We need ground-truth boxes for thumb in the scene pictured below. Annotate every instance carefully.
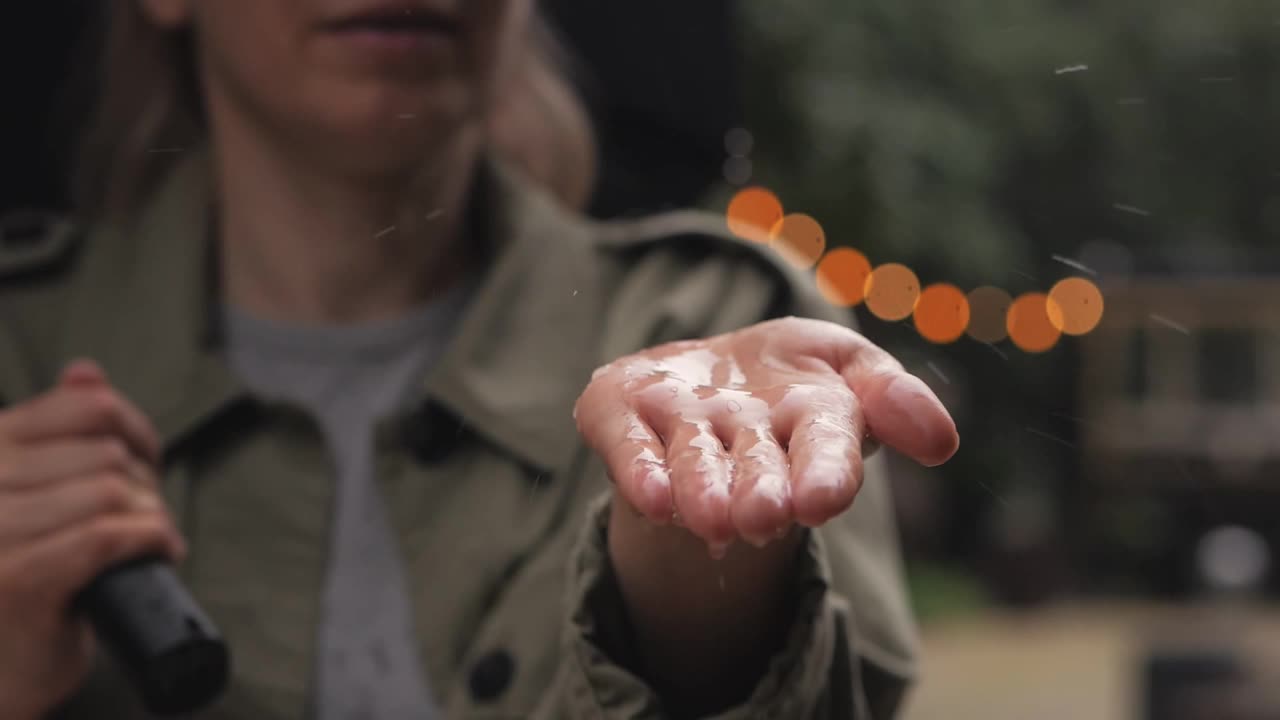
[59,358,109,388]
[847,370,959,468]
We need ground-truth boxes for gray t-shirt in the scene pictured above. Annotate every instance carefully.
[222,281,472,720]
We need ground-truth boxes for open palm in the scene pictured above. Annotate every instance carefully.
[575,316,959,553]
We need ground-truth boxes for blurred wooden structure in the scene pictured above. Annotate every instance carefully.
[1076,272,1280,595]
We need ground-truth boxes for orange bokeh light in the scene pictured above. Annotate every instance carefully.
[914,284,971,344]
[864,263,921,322]
[1047,277,1105,335]
[966,286,1013,344]
[769,213,827,269]
[1007,293,1062,353]
[815,248,873,308]
[726,187,784,243]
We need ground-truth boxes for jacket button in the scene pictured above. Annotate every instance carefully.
[468,649,515,703]
[402,401,458,464]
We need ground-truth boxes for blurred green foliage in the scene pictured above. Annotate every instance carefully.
[730,0,1280,599]
[908,564,990,622]
[736,0,1280,281]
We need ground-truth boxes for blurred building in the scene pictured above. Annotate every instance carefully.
[1077,257,1280,597]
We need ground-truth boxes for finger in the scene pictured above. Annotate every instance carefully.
[782,390,865,527]
[765,320,958,466]
[573,381,672,523]
[58,359,110,389]
[0,438,153,492]
[0,473,160,544]
[825,332,958,466]
[725,424,793,547]
[663,418,735,552]
[845,369,958,468]
[0,385,161,465]
[5,510,185,606]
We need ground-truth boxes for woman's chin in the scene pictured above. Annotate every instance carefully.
[310,124,477,181]
[292,102,475,172]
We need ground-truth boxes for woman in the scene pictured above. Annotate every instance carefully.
[0,1,958,719]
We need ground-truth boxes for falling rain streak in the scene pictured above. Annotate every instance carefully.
[981,342,1010,362]
[926,362,951,385]
[1150,314,1191,335]
[1050,255,1098,276]
[1025,426,1077,450]
[1113,204,1151,217]
[975,478,1011,508]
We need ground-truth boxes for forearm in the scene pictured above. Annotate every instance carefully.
[606,498,806,717]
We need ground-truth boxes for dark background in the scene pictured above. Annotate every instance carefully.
[0,0,740,218]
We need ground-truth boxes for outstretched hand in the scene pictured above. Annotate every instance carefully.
[575,316,959,555]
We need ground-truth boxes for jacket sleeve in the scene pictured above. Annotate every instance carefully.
[536,239,919,720]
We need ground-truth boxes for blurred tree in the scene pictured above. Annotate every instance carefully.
[737,0,1279,277]
[730,0,1280,601]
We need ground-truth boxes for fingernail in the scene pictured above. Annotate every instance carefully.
[639,467,670,522]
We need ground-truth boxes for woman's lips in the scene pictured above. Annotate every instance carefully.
[328,27,453,53]
[322,5,459,34]
[319,8,459,59]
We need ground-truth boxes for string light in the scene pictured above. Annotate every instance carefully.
[1007,292,1063,353]
[769,213,826,269]
[914,284,971,344]
[726,187,1106,354]
[815,248,872,308]
[1047,277,1105,335]
[726,187,783,243]
[865,263,921,322]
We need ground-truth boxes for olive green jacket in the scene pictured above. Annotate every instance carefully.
[0,155,917,719]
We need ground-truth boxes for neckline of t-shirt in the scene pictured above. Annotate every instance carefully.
[220,274,477,362]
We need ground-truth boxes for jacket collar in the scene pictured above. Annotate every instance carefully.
[63,150,605,472]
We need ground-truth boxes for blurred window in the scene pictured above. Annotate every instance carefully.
[1197,329,1257,403]
[1126,329,1148,400]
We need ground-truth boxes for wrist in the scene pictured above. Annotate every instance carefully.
[606,494,805,712]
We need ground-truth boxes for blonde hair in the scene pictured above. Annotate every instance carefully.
[74,5,597,220]
[490,20,598,211]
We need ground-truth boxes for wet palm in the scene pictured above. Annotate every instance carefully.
[575,316,959,553]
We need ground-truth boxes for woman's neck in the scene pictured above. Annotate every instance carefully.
[211,104,481,326]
